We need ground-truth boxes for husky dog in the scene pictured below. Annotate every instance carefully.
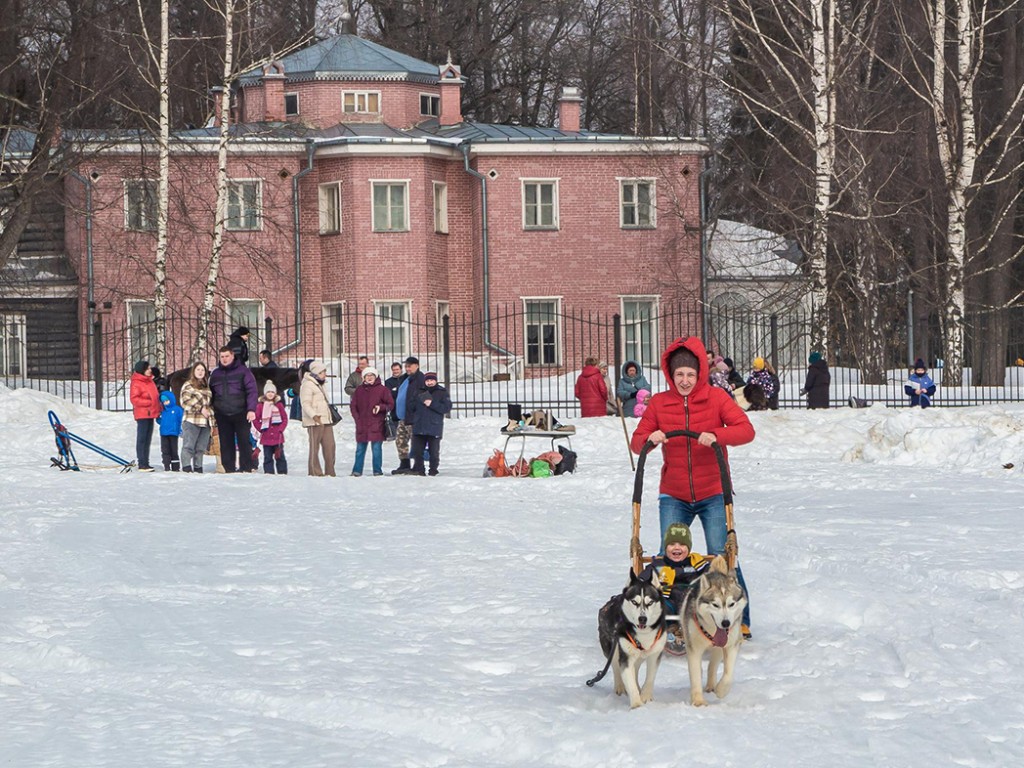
[596,570,668,708]
[679,556,748,706]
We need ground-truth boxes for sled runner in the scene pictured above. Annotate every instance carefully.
[48,410,135,472]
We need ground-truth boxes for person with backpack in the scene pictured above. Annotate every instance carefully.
[409,372,451,476]
[905,359,936,408]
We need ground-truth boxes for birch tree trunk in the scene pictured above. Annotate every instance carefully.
[154,0,171,370]
[808,0,835,352]
[192,0,238,361]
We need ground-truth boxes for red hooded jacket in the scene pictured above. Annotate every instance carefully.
[130,372,162,420]
[630,337,754,502]
[575,364,609,417]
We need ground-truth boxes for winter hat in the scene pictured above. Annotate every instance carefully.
[637,388,650,401]
[424,371,438,382]
[263,379,277,395]
[134,360,150,374]
[598,360,609,371]
[809,351,823,364]
[913,358,926,371]
[362,367,379,380]
[663,522,693,552]
[752,357,765,371]
[309,360,327,376]
[723,357,735,370]
[668,347,700,375]
[234,326,250,337]
[404,356,419,365]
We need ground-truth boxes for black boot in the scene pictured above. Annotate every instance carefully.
[171,461,180,472]
[182,466,193,473]
[194,465,204,473]
[391,458,411,475]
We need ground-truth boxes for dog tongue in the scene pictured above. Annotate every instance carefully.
[712,628,729,647]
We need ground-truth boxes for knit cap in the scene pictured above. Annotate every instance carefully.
[752,357,765,371]
[809,351,823,364]
[913,358,926,371]
[134,360,150,374]
[309,360,327,376]
[663,523,693,552]
[668,348,700,375]
[424,371,438,381]
[263,379,277,394]
[362,367,379,379]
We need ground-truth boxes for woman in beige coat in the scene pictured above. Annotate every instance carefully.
[300,360,336,476]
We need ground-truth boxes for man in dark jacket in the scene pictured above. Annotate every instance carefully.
[227,327,251,367]
[722,357,746,391]
[209,345,259,472]
[391,356,426,474]
[410,372,452,476]
[383,362,403,440]
[801,351,831,409]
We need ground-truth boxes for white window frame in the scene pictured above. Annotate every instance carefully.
[126,299,157,366]
[374,301,412,361]
[370,180,410,232]
[621,296,660,370]
[342,90,381,114]
[225,299,264,359]
[124,179,158,232]
[619,178,656,229]
[433,181,448,234]
[521,179,559,230]
[419,93,440,117]
[226,179,262,231]
[522,297,562,367]
[322,302,346,364]
[284,92,299,116]
[0,313,27,376]
[318,181,342,235]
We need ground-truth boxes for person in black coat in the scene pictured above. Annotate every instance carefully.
[383,362,403,440]
[800,351,831,409]
[227,326,251,367]
[409,372,452,476]
[723,357,746,391]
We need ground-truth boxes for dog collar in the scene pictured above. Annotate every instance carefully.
[625,626,664,651]
[692,615,729,648]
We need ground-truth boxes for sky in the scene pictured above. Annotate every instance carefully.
[1,384,1022,767]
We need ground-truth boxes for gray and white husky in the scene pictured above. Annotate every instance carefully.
[679,556,748,706]
[596,570,668,709]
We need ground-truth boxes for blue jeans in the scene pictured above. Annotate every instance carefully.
[659,493,751,627]
[353,441,383,475]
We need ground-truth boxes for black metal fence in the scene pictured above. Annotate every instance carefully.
[4,302,1024,414]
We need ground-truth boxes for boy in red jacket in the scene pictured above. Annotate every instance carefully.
[631,336,755,636]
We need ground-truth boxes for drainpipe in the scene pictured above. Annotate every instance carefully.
[698,155,712,342]
[277,139,315,355]
[460,142,512,357]
[69,170,95,371]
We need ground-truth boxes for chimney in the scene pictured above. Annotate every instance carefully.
[557,87,583,132]
[263,62,286,122]
[210,86,225,127]
[437,53,464,127]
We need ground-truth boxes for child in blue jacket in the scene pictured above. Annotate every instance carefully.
[158,390,185,471]
[905,359,936,408]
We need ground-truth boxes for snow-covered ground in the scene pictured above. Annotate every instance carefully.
[2,384,1023,767]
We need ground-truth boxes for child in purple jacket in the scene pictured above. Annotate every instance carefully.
[255,380,288,474]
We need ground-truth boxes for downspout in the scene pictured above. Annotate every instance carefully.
[460,141,513,356]
[698,155,711,342]
[69,171,95,369]
[277,139,315,355]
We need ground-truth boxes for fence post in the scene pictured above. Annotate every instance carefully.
[264,316,273,357]
[612,313,622,388]
[93,314,103,411]
[906,288,914,366]
[770,314,779,367]
[442,313,451,389]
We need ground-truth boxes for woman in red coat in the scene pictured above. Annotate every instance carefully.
[349,368,395,476]
[574,356,609,417]
[129,360,162,472]
[630,336,755,635]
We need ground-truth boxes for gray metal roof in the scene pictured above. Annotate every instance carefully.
[239,34,439,86]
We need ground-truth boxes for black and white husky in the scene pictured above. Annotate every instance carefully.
[593,570,668,709]
[679,556,748,706]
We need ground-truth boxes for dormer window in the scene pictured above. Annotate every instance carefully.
[343,91,380,114]
[285,93,299,116]
[420,94,440,117]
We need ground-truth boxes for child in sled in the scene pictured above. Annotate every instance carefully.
[640,522,711,652]
[255,380,288,474]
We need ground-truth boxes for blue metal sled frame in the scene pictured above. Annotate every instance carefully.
[48,410,135,472]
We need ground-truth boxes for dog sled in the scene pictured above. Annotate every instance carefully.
[48,410,135,472]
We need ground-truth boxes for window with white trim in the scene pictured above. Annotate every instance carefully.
[285,93,299,116]
[0,313,27,376]
[375,301,411,360]
[522,180,559,230]
[620,179,655,228]
[323,303,345,362]
[342,91,380,114]
[433,182,448,234]
[319,182,341,234]
[524,298,560,366]
[622,297,659,369]
[125,179,158,231]
[127,300,157,366]
[226,299,264,359]
[420,94,440,117]
[226,180,261,230]
[372,181,409,232]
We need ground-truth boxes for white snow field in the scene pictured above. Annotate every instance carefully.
[1,384,1023,767]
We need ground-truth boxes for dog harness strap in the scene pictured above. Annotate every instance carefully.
[625,627,664,651]
[692,615,718,644]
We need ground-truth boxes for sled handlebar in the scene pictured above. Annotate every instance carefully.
[632,429,733,507]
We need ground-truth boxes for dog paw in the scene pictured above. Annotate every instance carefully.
[629,698,645,709]
[641,690,654,704]
[614,683,625,696]
[690,693,708,707]
[714,681,732,698]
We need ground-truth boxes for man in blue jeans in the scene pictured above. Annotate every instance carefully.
[631,336,755,636]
